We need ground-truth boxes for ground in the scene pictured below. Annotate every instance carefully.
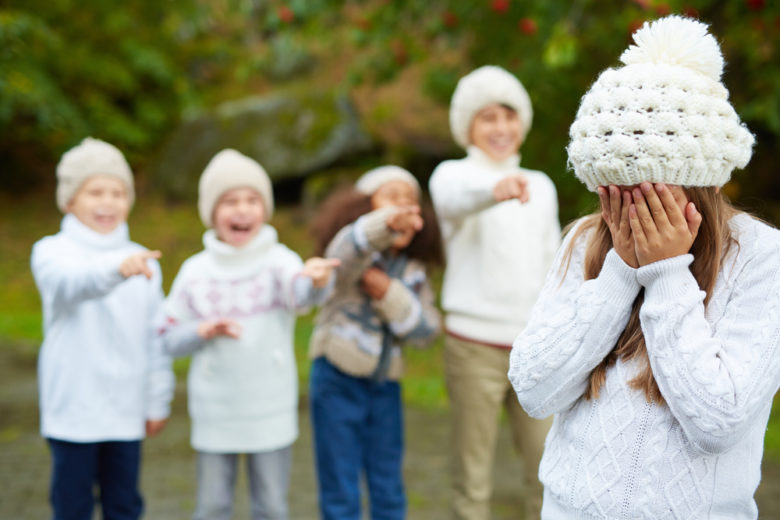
[1,340,779,519]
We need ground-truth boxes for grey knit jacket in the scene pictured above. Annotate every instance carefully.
[309,208,441,381]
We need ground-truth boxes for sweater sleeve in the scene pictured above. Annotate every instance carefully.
[159,262,207,357]
[325,208,398,290]
[144,263,175,421]
[638,243,780,455]
[31,239,127,310]
[508,221,642,418]
[275,251,332,313]
[371,264,441,347]
[541,178,562,271]
[429,161,499,222]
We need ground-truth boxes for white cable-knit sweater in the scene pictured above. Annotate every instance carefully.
[509,213,780,519]
[429,145,560,345]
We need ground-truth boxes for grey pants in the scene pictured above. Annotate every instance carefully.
[193,446,292,520]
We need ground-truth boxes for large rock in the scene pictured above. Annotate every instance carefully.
[151,91,374,201]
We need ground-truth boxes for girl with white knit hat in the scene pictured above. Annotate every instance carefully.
[308,166,443,520]
[160,149,338,520]
[429,66,560,519]
[509,16,778,519]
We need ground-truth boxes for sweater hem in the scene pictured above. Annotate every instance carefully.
[444,314,523,346]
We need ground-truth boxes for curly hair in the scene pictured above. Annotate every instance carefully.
[311,184,444,266]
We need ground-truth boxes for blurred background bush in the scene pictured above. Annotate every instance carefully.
[1,0,777,223]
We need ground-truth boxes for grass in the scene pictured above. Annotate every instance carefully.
[2,189,778,457]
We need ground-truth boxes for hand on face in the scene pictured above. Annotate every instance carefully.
[302,257,341,288]
[597,185,638,268]
[494,174,529,203]
[197,318,243,340]
[598,183,701,267]
[628,182,701,266]
[119,250,162,279]
[361,267,391,300]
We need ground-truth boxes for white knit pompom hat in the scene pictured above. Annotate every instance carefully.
[568,16,754,191]
[355,165,421,197]
[449,65,533,149]
[198,149,274,227]
[56,137,135,212]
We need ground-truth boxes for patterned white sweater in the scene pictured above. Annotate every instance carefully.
[509,213,780,519]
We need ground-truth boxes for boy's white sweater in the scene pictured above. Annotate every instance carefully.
[509,214,780,519]
[429,145,560,345]
[31,214,174,442]
[163,226,320,453]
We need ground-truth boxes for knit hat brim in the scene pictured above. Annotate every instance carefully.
[198,149,274,227]
[56,137,135,212]
[449,65,533,149]
[355,166,421,197]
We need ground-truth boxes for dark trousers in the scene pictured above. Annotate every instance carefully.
[309,357,406,520]
[47,438,143,520]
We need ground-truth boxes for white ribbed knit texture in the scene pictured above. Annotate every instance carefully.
[198,149,274,227]
[509,214,780,519]
[567,16,754,191]
[56,137,135,212]
[449,65,533,149]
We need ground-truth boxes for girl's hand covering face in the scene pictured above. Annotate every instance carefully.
[628,182,702,266]
[598,185,638,268]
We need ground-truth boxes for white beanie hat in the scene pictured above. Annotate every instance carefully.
[567,16,754,191]
[449,65,533,149]
[355,165,421,197]
[56,137,135,212]
[198,149,274,227]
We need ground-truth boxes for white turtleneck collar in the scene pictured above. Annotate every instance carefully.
[202,225,279,274]
[61,213,130,250]
[466,145,521,171]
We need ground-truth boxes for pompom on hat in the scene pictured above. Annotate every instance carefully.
[355,165,421,197]
[56,137,135,212]
[449,65,533,149]
[567,16,754,191]
[198,149,274,227]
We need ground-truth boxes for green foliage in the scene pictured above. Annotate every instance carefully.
[4,1,778,220]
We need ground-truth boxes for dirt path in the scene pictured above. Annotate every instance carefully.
[1,342,777,519]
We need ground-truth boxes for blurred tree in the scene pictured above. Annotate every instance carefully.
[1,0,777,224]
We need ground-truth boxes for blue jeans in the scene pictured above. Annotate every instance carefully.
[47,438,143,520]
[309,357,405,520]
[193,447,292,520]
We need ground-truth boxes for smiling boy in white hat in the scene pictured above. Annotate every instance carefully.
[31,137,175,520]
[429,66,561,520]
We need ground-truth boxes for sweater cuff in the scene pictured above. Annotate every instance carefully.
[354,208,397,253]
[97,251,128,288]
[598,249,642,308]
[372,279,413,323]
[637,254,698,302]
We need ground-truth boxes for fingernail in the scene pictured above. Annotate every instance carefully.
[641,183,652,193]
[655,183,665,193]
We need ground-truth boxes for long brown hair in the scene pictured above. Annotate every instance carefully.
[311,184,444,266]
[563,187,739,404]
